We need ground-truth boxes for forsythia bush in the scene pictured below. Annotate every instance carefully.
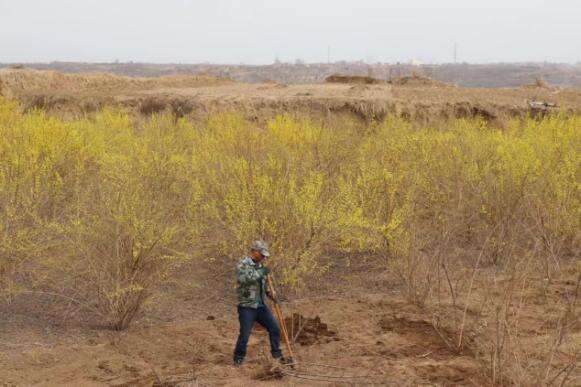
[0,96,578,327]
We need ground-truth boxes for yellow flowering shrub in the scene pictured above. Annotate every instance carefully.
[0,95,578,326]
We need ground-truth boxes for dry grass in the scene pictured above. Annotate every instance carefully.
[325,74,385,85]
[0,68,232,99]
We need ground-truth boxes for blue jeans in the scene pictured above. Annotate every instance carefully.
[233,305,282,361]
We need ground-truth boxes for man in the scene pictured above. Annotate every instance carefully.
[233,240,282,366]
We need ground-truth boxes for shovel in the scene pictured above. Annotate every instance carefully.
[266,274,296,366]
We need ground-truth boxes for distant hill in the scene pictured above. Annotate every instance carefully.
[1,62,581,88]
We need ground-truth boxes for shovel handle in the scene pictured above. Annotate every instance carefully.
[267,274,295,361]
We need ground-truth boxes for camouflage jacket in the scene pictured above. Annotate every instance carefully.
[236,256,271,308]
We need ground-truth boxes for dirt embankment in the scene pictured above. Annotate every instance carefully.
[326,72,450,88]
[2,68,580,124]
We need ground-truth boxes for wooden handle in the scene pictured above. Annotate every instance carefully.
[267,275,295,361]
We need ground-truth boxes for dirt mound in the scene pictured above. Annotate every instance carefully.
[284,313,338,346]
[0,68,232,98]
[325,74,384,85]
[391,72,450,87]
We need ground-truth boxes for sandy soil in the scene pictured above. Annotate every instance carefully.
[2,257,578,387]
[1,294,489,386]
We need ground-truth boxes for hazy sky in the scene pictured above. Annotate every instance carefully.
[1,0,580,64]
